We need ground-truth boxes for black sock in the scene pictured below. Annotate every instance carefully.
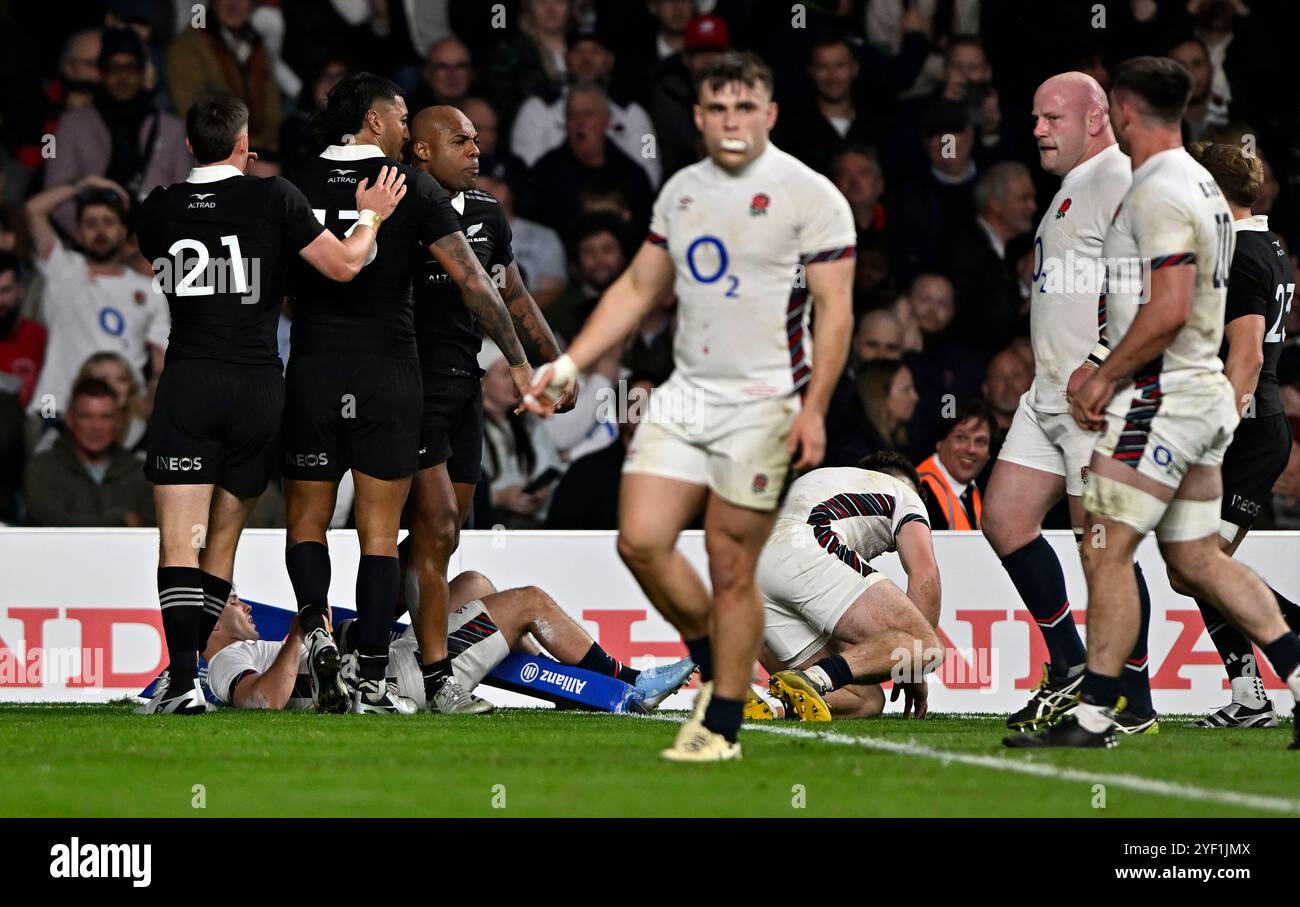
[286,541,331,633]
[1261,633,1300,683]
[577,642,640,684]
[421,655,453,699]
[356,555,399,678]
[198,572,232,649]
[1080,670,1122,710]
[334,619,355,656]
[813,654,854,692]
[1195,596,1254,681]
[1119,563,1154,717]
[1000,537,1085,678]
[702,694,743,743]
[685,636,713,682]
[158,566,203,685]
[357,653,387,683]
[1272,587,1300,634]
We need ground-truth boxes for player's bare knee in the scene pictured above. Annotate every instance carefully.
[455,569,496,599]
[617,531,664,574]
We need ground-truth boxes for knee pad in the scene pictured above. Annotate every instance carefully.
[1081,473,1168,536]
[1154,497,1223,543]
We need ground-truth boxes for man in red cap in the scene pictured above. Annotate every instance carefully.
[649,13,734,178]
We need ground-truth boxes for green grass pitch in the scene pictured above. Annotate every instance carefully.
[2,704,1296,818]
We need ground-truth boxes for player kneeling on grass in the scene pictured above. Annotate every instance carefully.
[752,451,943,721]
[203,572,693,711]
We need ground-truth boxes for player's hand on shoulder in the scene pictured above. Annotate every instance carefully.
[787,408,826,472]
[354,165,407,221]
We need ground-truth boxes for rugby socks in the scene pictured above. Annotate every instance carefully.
[1261,633,1300,691]
[158,566,203,686]
[197,572,232,648]
[420,656,454,700]
[1077,670,1121,732]
[1000,537,1086,679]
[1119,563,1155,717]
[286,541,331,634]
[1195,596,1254,681]
[356,555,399,680]
[685,636,713,682]
[807,654,853,693]
[578,643,640,685]
[702,694,743,743]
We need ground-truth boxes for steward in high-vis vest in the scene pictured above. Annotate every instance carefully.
[915,401,994,531]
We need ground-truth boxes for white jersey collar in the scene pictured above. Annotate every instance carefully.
[1234,214,1269,233]
[186,164,244,183]
[321,143,387,161]
[932,455,972,503]
[706,141,776,180]
[449,191,465,215]
[1062,142,1124,188]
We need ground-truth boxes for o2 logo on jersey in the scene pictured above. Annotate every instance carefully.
[1152,445,1174,472]
[686,235,739,299]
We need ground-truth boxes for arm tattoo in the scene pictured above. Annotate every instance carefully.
[435,234,527,366]
[503,262,561,362]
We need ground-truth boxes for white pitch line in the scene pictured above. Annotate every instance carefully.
[642,714,1300,815]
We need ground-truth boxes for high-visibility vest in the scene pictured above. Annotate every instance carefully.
[916,454,982,531]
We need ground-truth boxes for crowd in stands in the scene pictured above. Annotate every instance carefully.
[2,0,1300,534]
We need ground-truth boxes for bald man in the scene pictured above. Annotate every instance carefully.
[852,309,904,365]
[400,105,572,713]
[982,72,1159,736]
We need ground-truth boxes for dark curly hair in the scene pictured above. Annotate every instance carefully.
[311,72,403,146]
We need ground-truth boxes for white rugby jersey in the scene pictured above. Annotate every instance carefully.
[1030,143,1131,413]
[29,242,170,416]
[648,143,855,404]
[1101,147,1234,389]
[773,467,929,571]
[207,639,311,708]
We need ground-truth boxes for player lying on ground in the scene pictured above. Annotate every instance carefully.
[1174,141,1300,728]
[982,71,1158,736]
[750,451,942,721]
[202,571,694,711]
[1007,57,1300,750]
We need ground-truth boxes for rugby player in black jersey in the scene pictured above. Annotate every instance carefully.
[402,104,575,713]
[283,74,531,713]
[1182,142,1300,728]
[134,92,405,713]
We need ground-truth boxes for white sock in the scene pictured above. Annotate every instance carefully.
[804,665,832,694]
[1073,701,1116,734]
[1230,674,1268,708]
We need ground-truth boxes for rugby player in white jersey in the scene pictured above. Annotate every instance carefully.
[525,53,856,761]
[751,451,943,721]
[1007,57,1300,749]
[983,72,1158,736]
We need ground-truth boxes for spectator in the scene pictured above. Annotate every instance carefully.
[616,0,695,94]
[546,373,657,529]
[529,83,653,234]
[75,350,149,453]
[892,292,923,353]
[852,307,904,365]
[901,272,984,458]
[511,29,660,187]
[648,13,732,179]
[45,28,192,236]
[547,211,629,344]
[57,28,103,117]
[982,343,1033,434]
[24,177,168,423]
[1166,36,1216,141]
[280,57,347,175]
[776,36,879,176]
[480,341,564,529]
[476,168,567,311]
[944,160,1036,352]
[461,96,532,212]
[23,376,153,527]
[915,398,992,531]
[105,0,164,96]
[408,37,474,112]
[865,0,980,98]
[890,100,977,279]
[168,0,282,151]
[824,358,918,467]
[482,0,573,123]
[0,253,46,410]
[622,289,675,386]
[831,144,888,255]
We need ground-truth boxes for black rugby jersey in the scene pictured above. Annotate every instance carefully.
[136,165,324,366]
[1222,216,1295,418]
[289,144,461,358]
[413,187,514,376]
